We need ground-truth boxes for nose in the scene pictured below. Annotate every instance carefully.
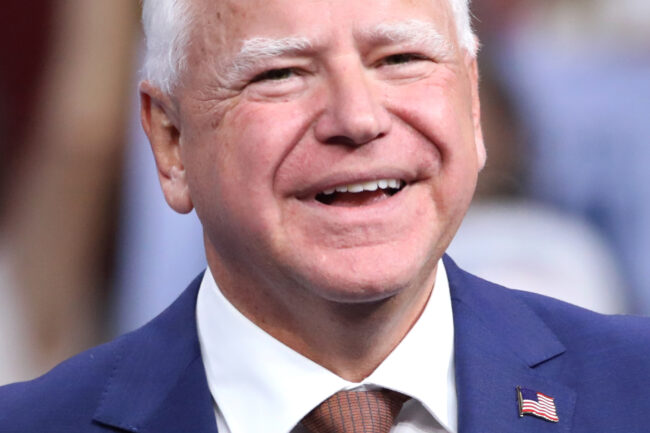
[313,62,391,147]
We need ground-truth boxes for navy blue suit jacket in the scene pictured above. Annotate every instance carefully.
[2,256,650,432]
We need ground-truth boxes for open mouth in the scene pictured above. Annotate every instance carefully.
[315,178,406,207]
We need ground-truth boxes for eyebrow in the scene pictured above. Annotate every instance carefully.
[221,36,314,84]
[360,20,454,59]
[219,20,453,84]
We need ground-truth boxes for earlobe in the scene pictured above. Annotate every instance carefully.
[140,81,194,214]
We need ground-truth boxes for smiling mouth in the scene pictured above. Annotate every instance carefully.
[315,178,406,207]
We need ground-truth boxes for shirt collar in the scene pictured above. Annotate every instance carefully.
[196,260,456,433]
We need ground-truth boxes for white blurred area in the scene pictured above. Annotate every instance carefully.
[448,201,628,315]
[0,248,38,384]
[525,0,650,45]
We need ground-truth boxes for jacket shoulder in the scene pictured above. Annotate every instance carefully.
[446,255,650,431]
[0,337,125,432]
[446,254,650,352]
[514,287,650,358]
[451,257,650,385]
[513,287,650,426]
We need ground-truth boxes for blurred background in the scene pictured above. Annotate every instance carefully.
[0,0,648,384]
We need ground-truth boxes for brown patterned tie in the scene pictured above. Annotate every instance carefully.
[301,389,409,433]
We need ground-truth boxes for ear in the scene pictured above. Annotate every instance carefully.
[466,47,487,170]
[140,81,194,214]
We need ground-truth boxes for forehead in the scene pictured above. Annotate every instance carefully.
[192,0,456,52]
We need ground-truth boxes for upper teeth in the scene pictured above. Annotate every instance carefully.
[322,179,403,195]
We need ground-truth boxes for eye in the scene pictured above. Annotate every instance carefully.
[250,68,295,83]
[380,53,427,66]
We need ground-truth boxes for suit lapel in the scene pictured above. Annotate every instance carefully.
[93,273,218,433]
[444,256,576,433]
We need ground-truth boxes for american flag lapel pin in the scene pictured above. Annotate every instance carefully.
[516,386,559,423]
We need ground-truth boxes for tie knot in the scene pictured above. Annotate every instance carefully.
[302,389,409,433]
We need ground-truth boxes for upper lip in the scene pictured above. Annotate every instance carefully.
[294,168,418,200]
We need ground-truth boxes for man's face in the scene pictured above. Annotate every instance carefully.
[162,0,484,303]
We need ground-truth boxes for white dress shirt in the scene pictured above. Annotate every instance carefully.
[197,260,457,433]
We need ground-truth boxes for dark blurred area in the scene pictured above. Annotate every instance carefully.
[0,0,648,384]
[0,2,54,208]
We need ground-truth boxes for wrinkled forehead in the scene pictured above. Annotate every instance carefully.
[190,0,458,54]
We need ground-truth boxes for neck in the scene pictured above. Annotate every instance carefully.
[206,246,436,382]
[296,291,433,382]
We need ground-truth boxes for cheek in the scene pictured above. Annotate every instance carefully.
[387,76,479,209]
[222,101,312,178]
[189,99,315,228]
[223,99,321,202]
[388,73,478,161]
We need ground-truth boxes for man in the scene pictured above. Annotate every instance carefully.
[1,0,649,432]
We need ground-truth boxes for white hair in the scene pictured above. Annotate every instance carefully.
[141,0,476,94]
[448,0,477,56]
[141,0,195,94]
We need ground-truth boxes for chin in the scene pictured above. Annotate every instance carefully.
[290,250,437,305]
[313,280,405,304]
